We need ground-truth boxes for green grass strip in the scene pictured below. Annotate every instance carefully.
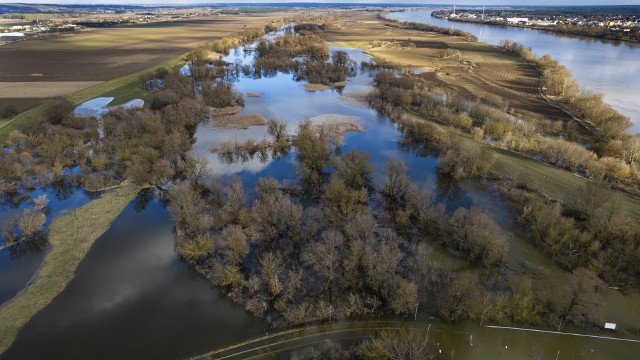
[404,112,640,220]
[0,185,140,354]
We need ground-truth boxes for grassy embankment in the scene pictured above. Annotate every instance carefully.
[0,185,139,354]
[327,14,640,220]
[403,112,640,220]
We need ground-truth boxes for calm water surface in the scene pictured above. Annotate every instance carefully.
[0,184,98,305]
[388,9,640,133]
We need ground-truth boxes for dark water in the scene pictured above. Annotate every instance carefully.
[2,34,640,358]
[0,184,97,305]
[2,198,267,360]
[388,9,640,133]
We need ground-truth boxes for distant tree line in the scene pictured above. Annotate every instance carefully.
[381,13,478,41]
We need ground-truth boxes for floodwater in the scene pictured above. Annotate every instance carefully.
[0,183,98,305]
[2,197,267,360]
[387,9,640,133]
[2,29,640,359]
[74,97,144,118]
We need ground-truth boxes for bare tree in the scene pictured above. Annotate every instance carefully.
[555,268,605,330]
[573,182,612,220]
[438,272,484,322]
[335,150,374,190]
[380,159,411,210]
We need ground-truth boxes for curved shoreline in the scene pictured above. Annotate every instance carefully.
[0,186,139,354]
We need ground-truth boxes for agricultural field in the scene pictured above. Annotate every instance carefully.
[325,15,574,125]
[0,12,286,119]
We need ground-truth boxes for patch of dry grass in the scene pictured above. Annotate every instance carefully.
[210,113,266,130]
[211,106,243,117]
[307,114,364,145]
[340,91,369,107]
[303,83,329,91]
[0,186,140,354]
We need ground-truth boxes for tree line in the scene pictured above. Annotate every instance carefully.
[369,70,640,193]
[381,13,478,41]
[498,40,634,144]
[368,71,640,289]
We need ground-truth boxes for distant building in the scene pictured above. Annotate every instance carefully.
[0,32,25,41]
[507,17,529,24]
[529,20,557,26]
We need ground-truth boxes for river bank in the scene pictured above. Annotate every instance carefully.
[431,12,640,44]
[0,186,139,354]
[387,9,640,133]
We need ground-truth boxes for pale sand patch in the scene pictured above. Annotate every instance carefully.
[303,83,329,91]
[0,81,102,98]
[209,113,266,130]
[211,106,243,116]
[306,114,364,144]
[340,91,369,107]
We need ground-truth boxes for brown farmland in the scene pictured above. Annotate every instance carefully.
[326,14,575,126]
[0,13,285,115]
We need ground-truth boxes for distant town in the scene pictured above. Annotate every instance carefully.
[432,7,640,42]
[1,6,241,42]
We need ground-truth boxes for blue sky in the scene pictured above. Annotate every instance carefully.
[5,1,640,5]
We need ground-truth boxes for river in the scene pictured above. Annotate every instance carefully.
[2,25,640,359]
[387,9,640,133]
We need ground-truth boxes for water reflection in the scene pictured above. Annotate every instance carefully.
[2,199,267,360]
[0,185,98,304]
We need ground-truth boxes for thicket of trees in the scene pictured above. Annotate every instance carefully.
[1,195,48,248]
[167,118,608,330]
[519,185,640,287]
[368,70,640,288]
[251,24,357,86]
[369,71,640,188]
[290,329,439,360]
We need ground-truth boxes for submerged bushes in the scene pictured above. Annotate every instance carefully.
[169,121,515,328]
